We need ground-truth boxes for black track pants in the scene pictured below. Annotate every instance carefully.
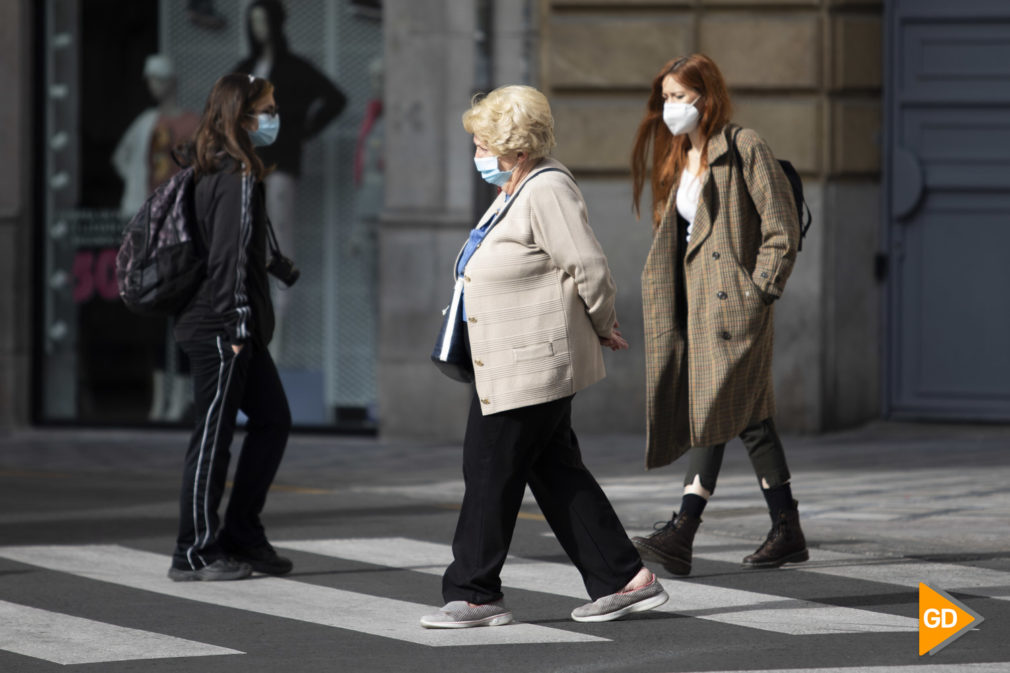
[172,337,291,570]
[443,390,642,604]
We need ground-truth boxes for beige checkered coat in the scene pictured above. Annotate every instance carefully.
[642,125,800,469]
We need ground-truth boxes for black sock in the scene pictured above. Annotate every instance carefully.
[762,483,794,520]
[679,493,707,519]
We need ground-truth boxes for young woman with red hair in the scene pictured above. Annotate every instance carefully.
[630,54,808,576]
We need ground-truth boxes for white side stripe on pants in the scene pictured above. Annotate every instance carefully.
[187,336,237,569]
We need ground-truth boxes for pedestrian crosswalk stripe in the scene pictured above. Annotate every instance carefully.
[0,599,242,665]
[694,662,1010,666]
[694,546,1009,601]
[801,559,1010,601]
[277,538,918,635]
[0,545,606,647]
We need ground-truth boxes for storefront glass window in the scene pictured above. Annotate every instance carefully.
[38,0,382,430]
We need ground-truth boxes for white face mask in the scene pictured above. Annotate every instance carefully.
[662,97,701,136]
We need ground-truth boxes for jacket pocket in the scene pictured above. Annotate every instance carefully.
[512,341,555,363]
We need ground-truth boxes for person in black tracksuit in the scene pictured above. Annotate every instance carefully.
[167,73,292,582]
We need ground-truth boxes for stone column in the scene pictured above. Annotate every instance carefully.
[378,0,479,438]
[0,0,32,428]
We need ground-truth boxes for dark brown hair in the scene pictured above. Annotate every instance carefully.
[630,54,732,227]
[178,73,274,180]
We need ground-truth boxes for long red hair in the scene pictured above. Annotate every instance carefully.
[631,54,732,227]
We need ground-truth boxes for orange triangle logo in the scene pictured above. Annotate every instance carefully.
[919,583,984,655]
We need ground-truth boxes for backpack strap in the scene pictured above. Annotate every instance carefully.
[727,124,754,208]
[727,124,810,251]
[728,124,745,174]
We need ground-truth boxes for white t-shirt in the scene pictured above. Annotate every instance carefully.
[676,168,704,241]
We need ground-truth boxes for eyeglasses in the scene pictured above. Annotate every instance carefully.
[250,105,279,118]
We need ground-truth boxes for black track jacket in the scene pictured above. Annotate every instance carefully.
[174,162,274,348]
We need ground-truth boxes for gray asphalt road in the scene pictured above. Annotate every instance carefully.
[0,423,1006,672]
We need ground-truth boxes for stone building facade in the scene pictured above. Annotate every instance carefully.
[0,0,33,428]
[1,0,884,438]
[379,0,883,439]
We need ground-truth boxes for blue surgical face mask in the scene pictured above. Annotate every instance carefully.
[474,155,512,187]
[248,113,280,147]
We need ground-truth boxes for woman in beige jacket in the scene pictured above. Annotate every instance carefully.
[421,85,668,629]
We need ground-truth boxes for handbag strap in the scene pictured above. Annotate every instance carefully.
[484,166,566,234]
[453,166,567,278]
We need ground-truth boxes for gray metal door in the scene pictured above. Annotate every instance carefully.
[884,0,1010,421]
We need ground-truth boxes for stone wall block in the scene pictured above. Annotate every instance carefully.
[831,14,882,90]
[551,0,690,6]
[700,14,822,89]
[0,227,16,353]
[0,0,23,218]
[548,17,693,88]
[377,360,470,439]
[827,0,882,6]
[831,98,881,174]
[702,0,818,5]
[552,99,648,171]
[823,181,881,428]
[772,181,824,433]
[569,179,651,433]
[733,98,822,173]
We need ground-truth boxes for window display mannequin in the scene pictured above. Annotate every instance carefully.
[233,0,347,359]
[113,54,200,214]
[112,54,199,421]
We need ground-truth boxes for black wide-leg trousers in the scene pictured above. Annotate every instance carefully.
[442,389,643,604]
[172,336,291,570]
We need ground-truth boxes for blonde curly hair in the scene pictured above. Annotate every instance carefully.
[462,85,556,160]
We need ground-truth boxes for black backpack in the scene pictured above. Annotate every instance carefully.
[730,126,812,251]
[115,166,206,315]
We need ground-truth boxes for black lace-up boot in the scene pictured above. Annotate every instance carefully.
[742,500,809,568]
[632,512,702,576]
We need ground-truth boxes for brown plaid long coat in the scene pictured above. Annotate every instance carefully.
[642,124,800,469]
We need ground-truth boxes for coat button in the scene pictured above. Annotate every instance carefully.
[760,271,769,278]
[717,291,727,300]
[721,331,731,340]
[480,397,490,405]
[474,359,483,367]
[712,252,720,259]
[468,317,477,323]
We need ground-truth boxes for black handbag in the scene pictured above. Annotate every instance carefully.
[430,167,564,382]
[431,277,473,382]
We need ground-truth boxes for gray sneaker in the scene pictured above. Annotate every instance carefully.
[571,573,668,622]
[167,558,253,582]
[420,600,513,628]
